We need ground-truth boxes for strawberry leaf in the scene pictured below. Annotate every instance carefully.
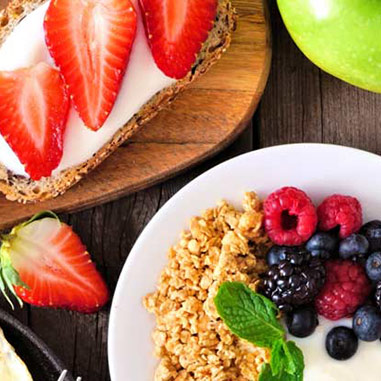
[0,274,14,309]
[0,232,30,309]
[25,210,59,225]
[0,253,25,308]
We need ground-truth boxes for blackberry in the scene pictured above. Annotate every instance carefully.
[261,251,325,312]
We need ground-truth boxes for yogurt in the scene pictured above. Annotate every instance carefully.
[0,0,176,178]
[291,317,381,381]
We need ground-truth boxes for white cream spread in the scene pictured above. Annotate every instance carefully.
[0,0,176,178]
[291,317,381,381]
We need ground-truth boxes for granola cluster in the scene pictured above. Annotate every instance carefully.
[144,192,272,380]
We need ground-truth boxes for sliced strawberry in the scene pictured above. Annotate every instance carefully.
[139,0,218,79]
[0,63,69,180]
[44,0,137,131]
[0,212,109,313]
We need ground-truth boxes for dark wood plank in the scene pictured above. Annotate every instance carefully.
[320,72,381,152]
[259,2,322,146]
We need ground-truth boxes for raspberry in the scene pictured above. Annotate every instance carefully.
[315,260,371,321]
[317,195,362,239]
[264,187,317,246]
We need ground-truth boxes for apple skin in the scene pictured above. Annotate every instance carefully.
[277,0,381,92]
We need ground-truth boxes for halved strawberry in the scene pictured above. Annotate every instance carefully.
[0,63,69,180]
[44,0,137,131]
[0,212,109,313]
[139,0,218,79]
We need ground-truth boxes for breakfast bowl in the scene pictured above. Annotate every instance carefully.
[108,143,381,381]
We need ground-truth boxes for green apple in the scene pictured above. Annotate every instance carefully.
[277,0,381,92]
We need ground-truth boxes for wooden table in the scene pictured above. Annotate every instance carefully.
[2,2,381,380]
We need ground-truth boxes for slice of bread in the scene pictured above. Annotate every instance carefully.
[0,0,235,203]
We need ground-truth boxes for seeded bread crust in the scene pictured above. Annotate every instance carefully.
[0,0,236,203]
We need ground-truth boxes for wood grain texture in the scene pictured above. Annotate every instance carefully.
[0,0,271,230]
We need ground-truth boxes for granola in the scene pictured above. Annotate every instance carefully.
[144,192,272,380]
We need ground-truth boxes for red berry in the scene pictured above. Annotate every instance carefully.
[317,195,362,238]
[315,260,371,321]
[264,187,318,246]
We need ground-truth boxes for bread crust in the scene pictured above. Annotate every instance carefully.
[0,0,236,203]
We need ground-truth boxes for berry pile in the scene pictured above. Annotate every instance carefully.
[260,186,381,361]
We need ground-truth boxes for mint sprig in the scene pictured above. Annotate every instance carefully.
[259,363,303,381]
[214,282,304,380]
[214,281,284,347]
[268,340,304,380]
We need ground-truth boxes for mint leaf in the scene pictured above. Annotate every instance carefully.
[268,340,304,379]
[283,341,304,377]
[214,282,284,348]
[270,339,284,376]
[259,364,276,381]
[259,364,301,381]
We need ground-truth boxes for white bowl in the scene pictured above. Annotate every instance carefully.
[108,143,381,380]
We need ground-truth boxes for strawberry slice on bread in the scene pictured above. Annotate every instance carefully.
[0,62,69,181]
[139,0,218,79]
[44,0,137,131]
[0,212,109,313]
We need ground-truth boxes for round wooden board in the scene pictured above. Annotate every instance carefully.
[0,0,271,230]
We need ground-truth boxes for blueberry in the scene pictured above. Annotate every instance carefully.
[306,232,338,260]
[266,246,287,266]
[353,305,381,341]
[365,252,381,282]
[326,327,358,360]
[286,306,318,338]
[339,234,369,261]
[361,220,381,252]
[266,246,307,266]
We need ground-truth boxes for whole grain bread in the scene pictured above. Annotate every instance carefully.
[0,0,235,203]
